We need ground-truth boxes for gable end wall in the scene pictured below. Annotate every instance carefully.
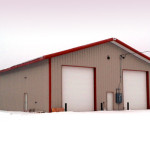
[51,42,150,110]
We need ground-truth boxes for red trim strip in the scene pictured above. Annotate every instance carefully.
[115,39,150,61]
[0,57,44,73]
[49,58,52,112]
[62,65,95,69]
[44,38,114,59]
[0,38,113,73]
[123,69,147,72]
[146,71,150,109]
[94,68,97,111]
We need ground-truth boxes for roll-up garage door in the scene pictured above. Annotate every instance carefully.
[123,70,147,110]
[62,66,94,111]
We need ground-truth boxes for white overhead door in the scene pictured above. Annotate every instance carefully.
[62,66,94,111]
[123,70,147,110]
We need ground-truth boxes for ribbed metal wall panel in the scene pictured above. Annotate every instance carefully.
[0,60,49,112]
[51,42,150,110]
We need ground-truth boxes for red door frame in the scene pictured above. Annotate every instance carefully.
[123,69,150,109]
[62,65,97,111]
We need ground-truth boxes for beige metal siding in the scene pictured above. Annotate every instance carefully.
[51,42,150,110]
[0,60,49,112]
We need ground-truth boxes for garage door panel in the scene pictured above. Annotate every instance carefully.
[62,66,94,111]
[123,71,147,110]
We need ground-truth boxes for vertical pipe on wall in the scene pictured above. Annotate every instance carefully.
[146,71,149,109]
[49,58,52,112]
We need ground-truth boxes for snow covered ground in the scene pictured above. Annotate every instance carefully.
[0,110,150,150]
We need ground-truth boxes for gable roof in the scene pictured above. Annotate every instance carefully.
[0,38,149,73]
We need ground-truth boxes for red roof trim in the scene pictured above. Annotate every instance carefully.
[0,57,44,73]
[43,38,113,59]
[0,38,149,73]
[115,39,150,61]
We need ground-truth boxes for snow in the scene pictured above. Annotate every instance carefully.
[0,110,150,150]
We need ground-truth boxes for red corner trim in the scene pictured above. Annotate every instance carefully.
[94,68,97,111]
[49,58,52,112]
[115,39,150,61]
[146,71,150,109]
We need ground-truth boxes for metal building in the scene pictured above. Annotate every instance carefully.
[0,38,150,112]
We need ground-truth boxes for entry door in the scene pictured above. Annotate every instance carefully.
[62,66,94,111]
[107,92,113,111]
[123,70,147,110]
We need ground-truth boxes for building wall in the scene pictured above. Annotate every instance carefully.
[51,42,150,110]
[0,42,149,112]
[0,60,49,112]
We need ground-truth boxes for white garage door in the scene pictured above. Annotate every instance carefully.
[123,70,147,110]
[62,66,94,111]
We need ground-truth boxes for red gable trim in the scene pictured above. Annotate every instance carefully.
[43,38,113,59]
[0,38,149,73]
[115,39,150,61]
[0,57,44,73]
